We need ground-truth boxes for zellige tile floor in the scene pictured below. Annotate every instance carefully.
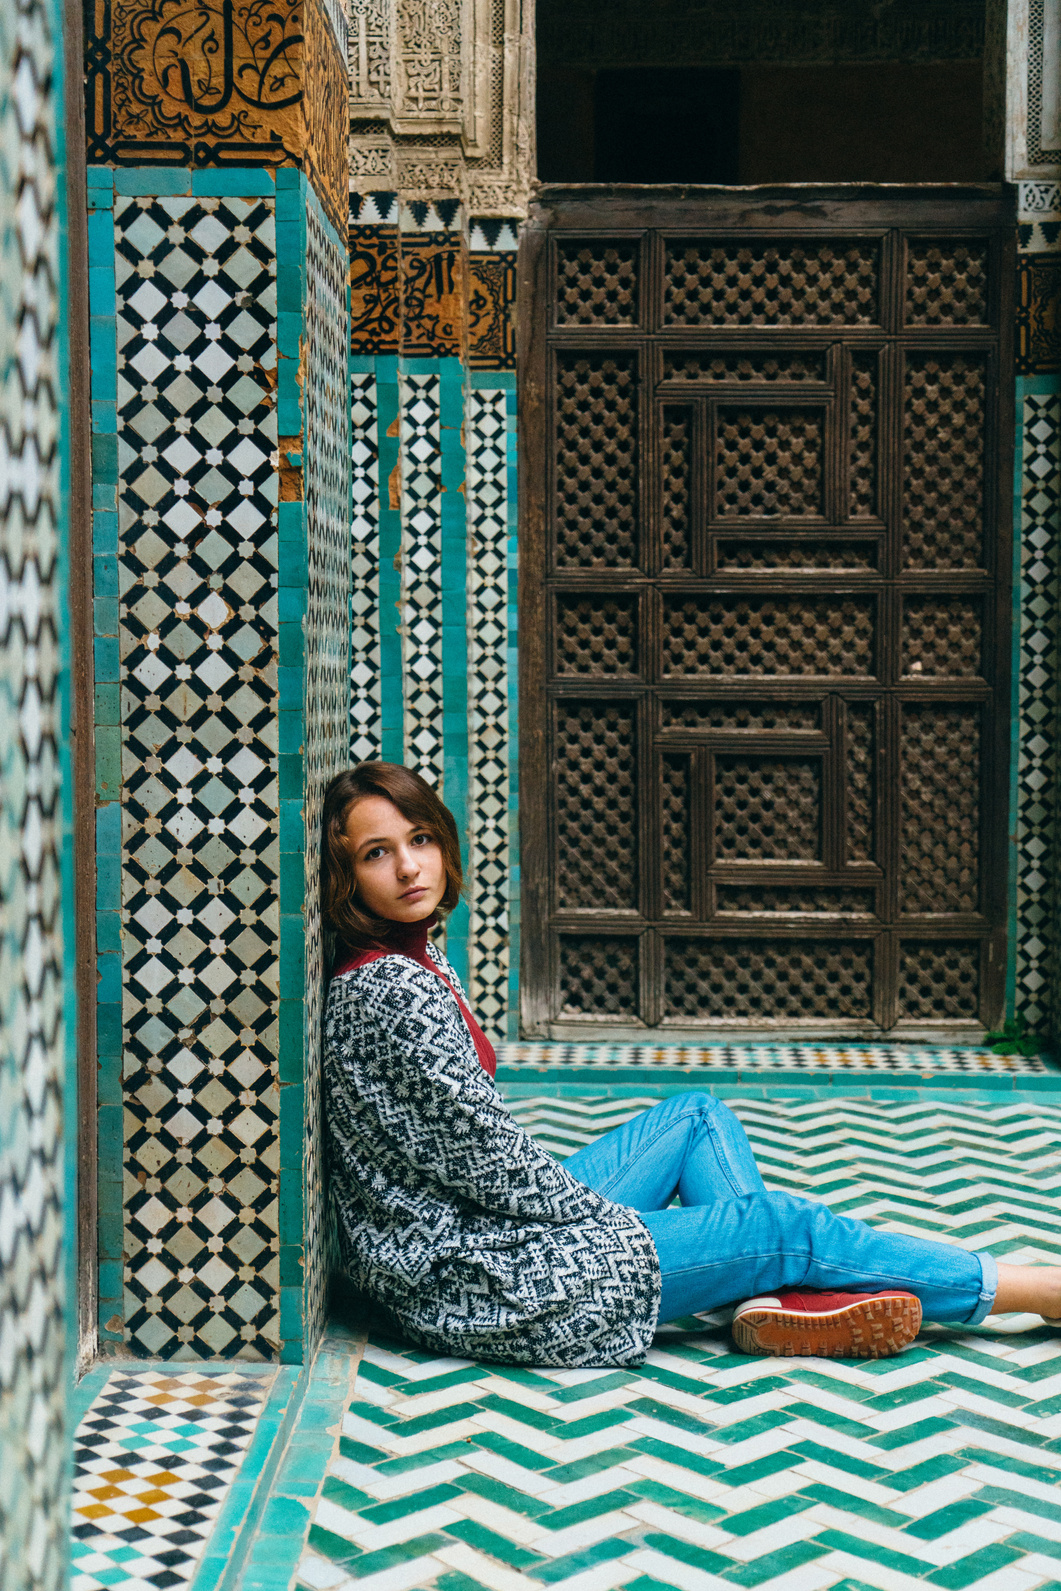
[70,1369,275,1591]
[72,1079,1061,1591]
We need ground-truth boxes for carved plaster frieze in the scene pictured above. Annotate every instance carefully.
[395,150,468,196]
[348,0,533,217]
[349,0,394,110]
[350,132,398,183]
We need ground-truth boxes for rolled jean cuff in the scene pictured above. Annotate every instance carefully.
[966,1250,998,1325]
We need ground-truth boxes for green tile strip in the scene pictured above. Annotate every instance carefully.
[239,1330,364,1591]
[502,374,520,1041]
[498,1065,1061,1094]
[191,1367,303,1591]
[275,168,310,1366]
[86,169,123,1348]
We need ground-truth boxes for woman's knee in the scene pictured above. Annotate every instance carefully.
[646,1090,717,1127]
[678,1090,725,1120]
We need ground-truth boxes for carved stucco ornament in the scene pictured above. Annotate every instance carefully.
[349,0,534,216]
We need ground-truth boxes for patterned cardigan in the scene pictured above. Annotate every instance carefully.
[323,945,661,1367]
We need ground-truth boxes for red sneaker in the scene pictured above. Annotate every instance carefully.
[732,1289,922,1359]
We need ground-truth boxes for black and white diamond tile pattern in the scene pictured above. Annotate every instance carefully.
[466,388,512,1040]
[1015,394,1061,1034]
[114,195,282,1360]
[70,1369,273,1591]
[400,373,445,789]
[0,1,66,1584]
[349,373,381,762]
[301,204,351,1354]
[498,1040,1051,1073]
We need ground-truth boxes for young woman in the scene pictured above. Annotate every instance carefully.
[321,761,1061,1368]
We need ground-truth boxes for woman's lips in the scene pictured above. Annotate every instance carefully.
[399,886,427,901]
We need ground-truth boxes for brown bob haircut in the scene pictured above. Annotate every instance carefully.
[321,762,463,951]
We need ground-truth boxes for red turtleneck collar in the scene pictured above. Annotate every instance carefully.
[333,916,497,1079]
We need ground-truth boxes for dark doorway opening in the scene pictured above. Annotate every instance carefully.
[593,69,740,184]
[535,0,992,185]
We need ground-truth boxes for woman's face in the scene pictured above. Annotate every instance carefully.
[343,795,446,924]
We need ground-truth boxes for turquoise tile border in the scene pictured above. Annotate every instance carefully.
[504,377,520,1040]
[191,1366,303,1591]
[277,170,350,1366]
[498,1069,1061,1102]
[275,171,309,1367]
[440,356,469,986]
[86,177,123,1350]
[85,165,345,1363]
[68,1361,114,1430]
[239,1330,362,1591]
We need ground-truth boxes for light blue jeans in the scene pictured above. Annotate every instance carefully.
[564,1093,997,1326]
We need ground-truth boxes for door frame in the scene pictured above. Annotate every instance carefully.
[517,184,1016,1041]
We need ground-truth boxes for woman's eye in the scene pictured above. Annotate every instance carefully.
[412,833,429,847]
[364,846,384,861]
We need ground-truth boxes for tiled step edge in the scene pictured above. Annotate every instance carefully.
[191,1365,306,1591]
[235,1327,366,1591]
[496,1063,1061,1092]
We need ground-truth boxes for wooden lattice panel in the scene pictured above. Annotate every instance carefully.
[522,191,1013,1035]
[663,240,880,326]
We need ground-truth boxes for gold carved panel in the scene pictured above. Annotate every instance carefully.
[86,0,348,232]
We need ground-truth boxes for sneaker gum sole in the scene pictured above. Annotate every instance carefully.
[732,1293,923,1359]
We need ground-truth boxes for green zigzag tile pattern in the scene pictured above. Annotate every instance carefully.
[296,1094,1061,1591]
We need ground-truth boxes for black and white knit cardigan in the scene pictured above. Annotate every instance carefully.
[323,945,661,1367]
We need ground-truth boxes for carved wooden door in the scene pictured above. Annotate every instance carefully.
[519,189,1014,1039]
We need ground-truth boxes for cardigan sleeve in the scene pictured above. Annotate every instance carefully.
[327,959,605,1224]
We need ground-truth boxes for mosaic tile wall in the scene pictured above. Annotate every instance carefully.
[0,0,70,1575]
[1012,180,1061,1043]
[294,191,351,1361]
[104,180,283,1362]
[346,196,519,1028]
[399,370,445,789]
[71,1367,276,1591]
[466,380,519,1038]
[1012,384,1061,1033]
[349,373,381,763]
[89,169,350,1364]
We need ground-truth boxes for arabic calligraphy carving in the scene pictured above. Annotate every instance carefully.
[85,0,348,233]
[135,0,302,122]
[468,251,516,369]
[87,0,303,160]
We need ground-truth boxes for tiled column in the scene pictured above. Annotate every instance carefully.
[1010,184,1061,1039]
[86,0,350,1363]
[347,196,521,1031]
[466,222,520,1038]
